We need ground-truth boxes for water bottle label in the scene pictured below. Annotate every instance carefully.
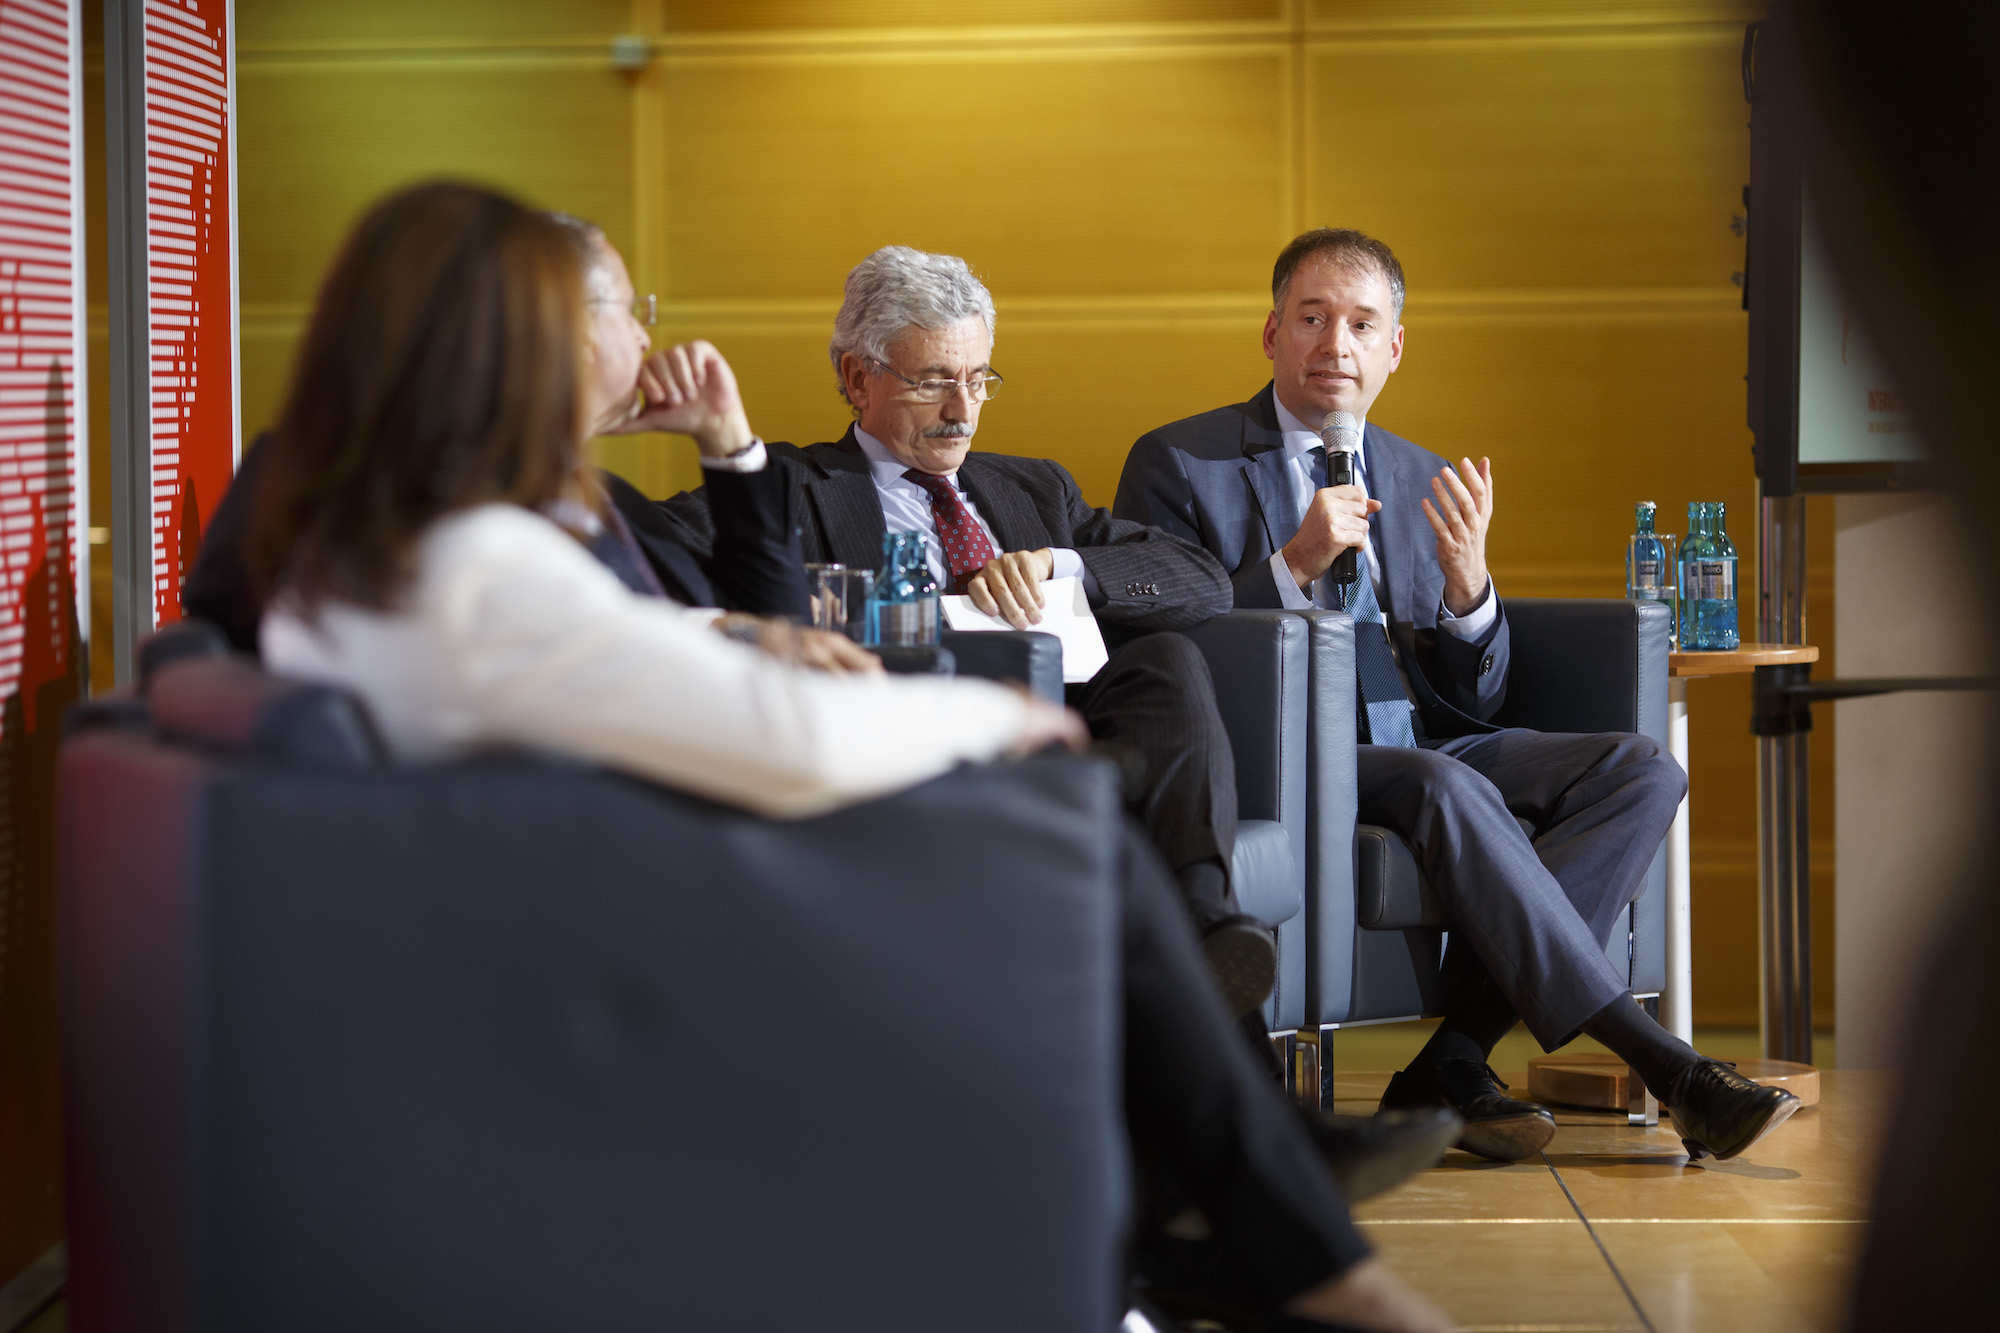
[877,599,939,646]
[1690,560,1734,600]
[1633,558,1661,585]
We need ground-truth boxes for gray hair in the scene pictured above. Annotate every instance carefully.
[545,211,613,289]
[828,246,997,405]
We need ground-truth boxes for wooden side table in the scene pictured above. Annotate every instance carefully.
[1662,644,1819,1053]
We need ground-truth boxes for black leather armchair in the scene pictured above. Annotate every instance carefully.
[1211,600,1673,1106]
[59,648,1131,1333]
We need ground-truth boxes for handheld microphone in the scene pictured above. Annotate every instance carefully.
[1320,410,1362,589]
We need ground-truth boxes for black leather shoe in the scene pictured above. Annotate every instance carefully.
[1200,914,1277,1017]
[1664,1058,1801,1161]
[1300,1106,1463,1202]
[1380,1058,1556,1162]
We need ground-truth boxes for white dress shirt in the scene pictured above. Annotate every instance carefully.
[697,438,768,473]
[1266,397,1497,641]
[853,428,1095,594]
[262,504,1029,820]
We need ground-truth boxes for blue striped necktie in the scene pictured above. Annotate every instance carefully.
[1310,446,1418,748]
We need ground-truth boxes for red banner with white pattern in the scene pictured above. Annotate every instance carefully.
[140,0,237,627]
[0,0,86,731]
[0,0,85,1284]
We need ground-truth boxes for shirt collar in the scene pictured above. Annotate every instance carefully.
[1272,396,1367,472]
[854,425,963,493]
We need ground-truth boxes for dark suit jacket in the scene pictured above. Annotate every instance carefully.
[1113,383,1508,738]
[183,436,809,654]
[598,469,810,621]
[660,427,1233,636]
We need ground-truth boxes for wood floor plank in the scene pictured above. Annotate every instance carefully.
[1354,1219,1644,1332]
[1591,1221,1864,1333]
[1330,1069,1882,1329]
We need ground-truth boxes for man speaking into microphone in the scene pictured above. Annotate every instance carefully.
[1114,229,1799,1164]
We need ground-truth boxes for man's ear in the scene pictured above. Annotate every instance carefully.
[840,352,870,412]
[1386,322,1406,374]
[1262,310,1280,362]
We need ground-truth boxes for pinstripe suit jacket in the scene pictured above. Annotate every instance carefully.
[663,427,1234,634]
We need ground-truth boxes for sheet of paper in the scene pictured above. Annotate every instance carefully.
[940,575,1108,683]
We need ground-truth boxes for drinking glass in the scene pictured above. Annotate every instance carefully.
[805,564,874,641]
[1656,533,1679,647]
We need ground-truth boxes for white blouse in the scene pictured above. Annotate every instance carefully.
[261,503,1030,819]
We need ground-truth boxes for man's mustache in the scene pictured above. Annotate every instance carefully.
[922,423,975,439]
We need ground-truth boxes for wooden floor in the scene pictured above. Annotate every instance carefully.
[1331,1034,1878,1333]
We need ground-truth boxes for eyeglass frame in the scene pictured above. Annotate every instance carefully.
[867,357,1004,404]
[588,293,658,327]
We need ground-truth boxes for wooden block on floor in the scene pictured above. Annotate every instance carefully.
[1528,1052,1820,1110]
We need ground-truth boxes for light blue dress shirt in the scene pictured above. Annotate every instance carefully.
[853,427,1094,594]
[1266,397,1497,641]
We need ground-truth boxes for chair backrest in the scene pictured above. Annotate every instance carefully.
[1183,610,1311,1034]
[1494,598,1672,995]
[60,650,1128,1333]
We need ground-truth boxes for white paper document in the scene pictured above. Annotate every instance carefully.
[940,576,1108,684]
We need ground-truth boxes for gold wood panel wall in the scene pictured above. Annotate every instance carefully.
[215,0,1829,1027]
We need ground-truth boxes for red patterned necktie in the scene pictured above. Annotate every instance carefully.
[903,469,998,592]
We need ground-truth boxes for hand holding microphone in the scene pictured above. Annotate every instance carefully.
[1321,411,1363,590]
[1279,410,1380,593]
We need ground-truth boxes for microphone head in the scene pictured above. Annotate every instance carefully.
[1320,410,1360,453]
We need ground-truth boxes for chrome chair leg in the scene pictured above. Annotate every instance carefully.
[1292,1030,1321,1110]
[1271,1031,1298,1099]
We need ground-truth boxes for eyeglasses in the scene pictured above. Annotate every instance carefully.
[869,359,1004,404]
[589,294,657,327]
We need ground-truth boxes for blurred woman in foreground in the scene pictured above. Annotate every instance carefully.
[246,181,1448,1333]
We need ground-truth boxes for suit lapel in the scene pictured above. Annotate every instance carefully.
[1238,384,1296,557]
[804,428,888,569]
[959,457,1052,552]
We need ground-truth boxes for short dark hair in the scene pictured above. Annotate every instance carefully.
[1271,228,1406,317]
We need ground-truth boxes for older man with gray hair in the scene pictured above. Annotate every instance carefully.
[667,245,1280,1015]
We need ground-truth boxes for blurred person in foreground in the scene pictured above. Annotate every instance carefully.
[656,245,1285,1021]
[187,216,814,649]
[243,179,1451,1333]
[1116,227,1800,1165]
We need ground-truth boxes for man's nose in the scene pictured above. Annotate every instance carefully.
[1330,322,1357,361]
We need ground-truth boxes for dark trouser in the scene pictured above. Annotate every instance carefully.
[1356,729,1686,1049]
[1069,633,1239,927]
[1118,822,1367,1306]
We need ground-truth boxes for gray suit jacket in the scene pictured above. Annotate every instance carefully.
[660,427,1233,634]
[1114,383,1508,737]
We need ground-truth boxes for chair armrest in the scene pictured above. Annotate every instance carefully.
[1294,611,1361,1024]
[1183,610,1314,1033]
[940,629,1064,703]
[1233,820,1300,928]
[1490,599,1670,743]
[1180,611,1309,826]
[146,656,385,769]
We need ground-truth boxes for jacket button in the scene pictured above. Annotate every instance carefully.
[1480,653,1495,675]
